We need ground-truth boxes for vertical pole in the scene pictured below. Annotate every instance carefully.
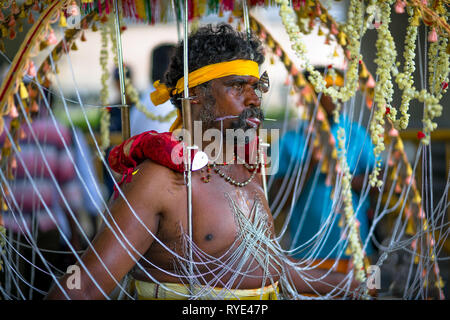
[182,0,194,294]
[259,136,269,201]
[113,0,130,141]
[242,0,251,40]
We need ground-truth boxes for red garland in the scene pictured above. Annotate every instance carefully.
[109,131,185,174]
[108,131,186,197]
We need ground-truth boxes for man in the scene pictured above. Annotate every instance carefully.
[129,43,176,136]
[46,24,360,300]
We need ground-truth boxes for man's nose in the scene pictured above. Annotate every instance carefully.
[243,85,261,108]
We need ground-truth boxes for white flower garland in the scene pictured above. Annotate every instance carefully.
[99,16,111,154]
[337,127,367,287]
[369,0,396,188]
[395,6,418,130]
[276,0,364,104]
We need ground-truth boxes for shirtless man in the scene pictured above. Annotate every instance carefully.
[46,24,360,300]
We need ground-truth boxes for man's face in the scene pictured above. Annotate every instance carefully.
[201,75,264,131]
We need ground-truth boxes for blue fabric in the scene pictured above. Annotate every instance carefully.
[276,114,376,259]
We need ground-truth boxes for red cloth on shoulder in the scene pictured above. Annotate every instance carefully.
[108,131,184,195]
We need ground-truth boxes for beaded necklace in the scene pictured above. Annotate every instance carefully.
[200,147,261,187]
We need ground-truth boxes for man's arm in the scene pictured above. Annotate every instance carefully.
[45,160,167,300]
[282,256,360,297]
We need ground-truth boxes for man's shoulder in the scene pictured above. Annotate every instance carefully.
[136,158,180,177]
[117,159,184,208]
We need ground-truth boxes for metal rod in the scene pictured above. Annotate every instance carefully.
[259,134,269,201]
[182,0,194,294]
[242,0,251,40]
[113,0,130,141]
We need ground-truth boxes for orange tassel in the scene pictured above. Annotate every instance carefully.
[28,11,35,24]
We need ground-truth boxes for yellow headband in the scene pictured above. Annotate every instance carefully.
[150,59,260,131]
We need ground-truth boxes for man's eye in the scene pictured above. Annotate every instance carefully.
[232,83,243,90]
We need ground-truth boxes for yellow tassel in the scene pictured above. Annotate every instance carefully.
[318,27,324,36]
[300,109,309,121]
[338,31,347,46]
[59,13,67,27]
[304,92,313,103]
[296,75,307,87]
[313,137,320,148]
[19,81,28,99]
[345,244,352,255]
[405,164,412,177]
[331,148,337,159]
[52,50,60,62]
[135,0,146,20]
[197,0,207,17]
[405,219,415,235]
[435,278,445,289]
[0,115,4,136]
[71,42,78,51]
[333,48,339,57]
[39,40,49,51]
[413,192,422,204]
[19,7,27,19]
[321,158,328,173]
[394,138,404,151]
[390,167,397,180]
[411,9,421,27]
[360,65,368,78]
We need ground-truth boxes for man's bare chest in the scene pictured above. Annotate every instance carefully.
[152,170,273,258]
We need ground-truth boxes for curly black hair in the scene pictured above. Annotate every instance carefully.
[164,23,265,110]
